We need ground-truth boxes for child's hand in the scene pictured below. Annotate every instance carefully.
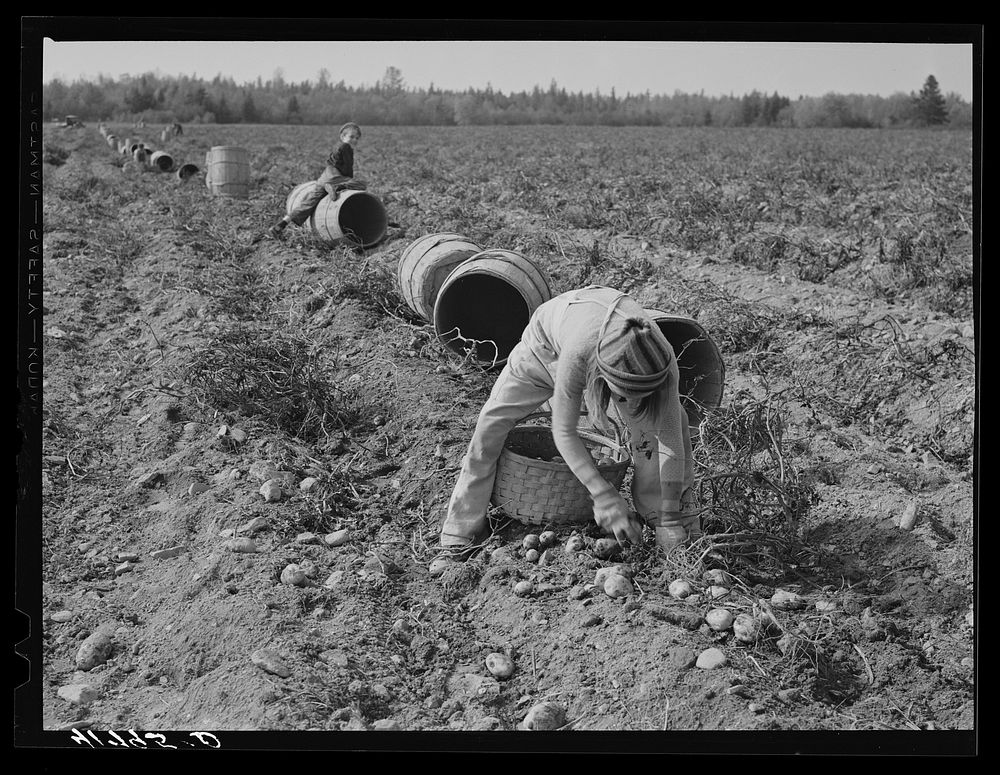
[593,491,641,544]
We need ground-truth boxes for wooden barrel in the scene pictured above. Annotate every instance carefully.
[176,163,200,182]
[644,309,725,429]
[149,151,174,172]
[433,249,553,367]
[205,146,250,198]
[311,189,387,248]
[396,233,483,321]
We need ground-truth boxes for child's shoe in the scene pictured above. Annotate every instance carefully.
[428,544,475,577]
[654,516,702,554]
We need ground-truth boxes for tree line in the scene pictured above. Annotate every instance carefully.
[43,68,970,129]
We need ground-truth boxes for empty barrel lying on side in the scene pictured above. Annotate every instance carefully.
[148,151,174,172]
[432,249,553,368]
[644,308,726,434]
[285,181,388,249]
[396,233,483,322]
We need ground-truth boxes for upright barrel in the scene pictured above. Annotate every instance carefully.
[396,233,483,321]
[644,308,725,429]
[205,146,250,198]
[433,249,553,367]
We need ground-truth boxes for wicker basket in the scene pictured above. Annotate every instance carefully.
[491,413,631,526]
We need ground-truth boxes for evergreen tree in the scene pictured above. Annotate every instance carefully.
[914,75,948,126]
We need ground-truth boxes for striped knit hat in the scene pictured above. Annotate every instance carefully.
[340,122,361,137]
[596,300,673,393]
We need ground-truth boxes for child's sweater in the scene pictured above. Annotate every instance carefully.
[326,142,354,178]
[521,286,693,517]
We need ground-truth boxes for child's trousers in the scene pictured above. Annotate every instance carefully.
[439,342,552,547]
[286,165,354,226]
[439,337,694,548]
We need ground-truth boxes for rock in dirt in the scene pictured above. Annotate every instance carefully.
[708,585,730,599]
[371,719,401,731]
[484,652,515,679]
[75,629,114,671]
[706,608,735,631]
[525,549,540,563]
[567,585,589,601]
[224,537,259,553]
[564,535,586,553]
[324,529,350,547]
[58,684,100,706]
[238,516,270,536]
[259,480,284,503]
[696,648,727,670]
[51,610,74,623]
[251,648,291,678]
[299,477,319,492]
[648,606,704,630]
[594,565,633,586]
[898,502,919,531]
[520,702,566,731]
[320,649,349,668]
[217,425,248,449]
[513,580,534,597]
[522,534,540,551]
[114,562,135,576]
[150,545,186,560]
[668,579,694,599]
[770,589,807,610]
[295,532,318,544]
[593,537,622,560]
[668,646,697,669]
[733,613,762,643]
[280,564,308,586]
[539,531,557,548]
[603,574,634,599]
[188,482,211,496]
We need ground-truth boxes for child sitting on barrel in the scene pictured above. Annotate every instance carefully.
[429,284,699,577]
[259,121,367,242]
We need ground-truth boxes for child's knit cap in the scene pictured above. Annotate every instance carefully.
[597,315,673,393]
[340,122,361,137]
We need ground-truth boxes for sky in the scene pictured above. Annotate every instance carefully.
[40,38,975,102]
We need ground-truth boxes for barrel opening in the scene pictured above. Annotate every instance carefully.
[337,192,388,247]
[652,318,726,425]
[152,154,174,172]
[177,163,199,181]
[435,275,531,366]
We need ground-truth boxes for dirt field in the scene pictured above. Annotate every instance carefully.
[25,123,976,751]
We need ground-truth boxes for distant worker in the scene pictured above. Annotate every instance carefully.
[255,121,367,242]
[172,122,183,136]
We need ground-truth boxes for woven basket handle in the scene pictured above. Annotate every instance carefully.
[518,411,625,453]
